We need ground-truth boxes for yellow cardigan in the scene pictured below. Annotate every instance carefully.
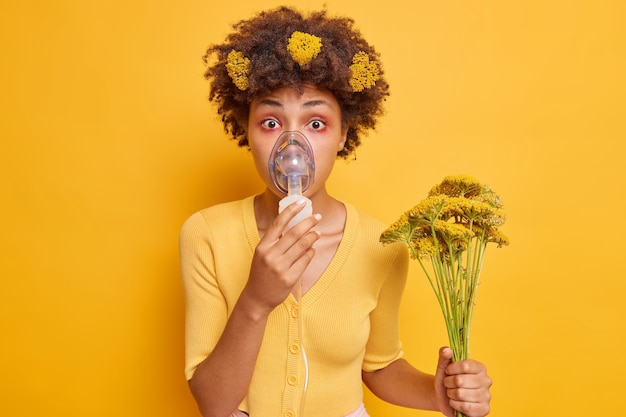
[180,196,408,417]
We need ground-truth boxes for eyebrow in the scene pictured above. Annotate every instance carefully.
[256,98,333,109]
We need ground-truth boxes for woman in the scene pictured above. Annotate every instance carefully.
[180,7,492,417]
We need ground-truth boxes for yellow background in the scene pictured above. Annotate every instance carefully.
[1,0,624,416]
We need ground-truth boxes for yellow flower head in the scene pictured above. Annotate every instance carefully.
[349,51,380,92]
[383,175,507,260]
[473,224,509,248]
[225,50,250,91]
[411,236,438,259]
[444,197,491,221]
[434,220,475,242]
[429,174,482,198]
[486,228,510,247]
[380,213,409,243]
[475,184,504,209]
[407,195,449,226]
[287,31,323,66]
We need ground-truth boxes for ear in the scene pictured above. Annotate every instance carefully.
[338,127,348,151]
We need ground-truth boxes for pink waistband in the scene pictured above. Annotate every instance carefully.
[346,403,369,417]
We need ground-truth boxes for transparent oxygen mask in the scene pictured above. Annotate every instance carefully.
[269,131,315,230]
[268,130,314,415]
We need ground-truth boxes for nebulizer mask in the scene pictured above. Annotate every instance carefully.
[269,131,315,229]
[268,130,314,415]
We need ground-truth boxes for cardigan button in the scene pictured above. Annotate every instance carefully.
[289,343,300,354]
[284,410,296,417]
[290,305,299,318]
[287,374,299,386]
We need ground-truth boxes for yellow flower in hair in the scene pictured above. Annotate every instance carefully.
[349,51,379,92]
[226,50,250,91]
[287,31,322,66]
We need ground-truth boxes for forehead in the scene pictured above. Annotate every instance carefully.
[251,85,340,110]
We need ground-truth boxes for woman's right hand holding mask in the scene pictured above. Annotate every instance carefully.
[242,199,321,316]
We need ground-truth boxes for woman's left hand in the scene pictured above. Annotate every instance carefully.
[434,347,492,417]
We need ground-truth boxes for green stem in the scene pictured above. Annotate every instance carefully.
[464,233,487,359]
[461,220,476,360]
[426,224,463,358]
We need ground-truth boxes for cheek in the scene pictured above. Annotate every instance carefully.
[311,151,337,180]
[251,148,270,178]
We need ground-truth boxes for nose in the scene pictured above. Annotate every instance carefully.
[268,131,315,195]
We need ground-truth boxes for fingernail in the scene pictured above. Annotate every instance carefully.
[314,213,322,220]
[297,198,306,205]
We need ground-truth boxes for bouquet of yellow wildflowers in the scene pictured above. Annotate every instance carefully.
[380,175,508,416]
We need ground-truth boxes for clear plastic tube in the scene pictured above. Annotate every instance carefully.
[296,280,309,417]
[269,131,314,415]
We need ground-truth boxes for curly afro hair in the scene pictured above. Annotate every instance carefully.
[202,6,390,158]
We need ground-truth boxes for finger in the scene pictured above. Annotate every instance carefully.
[436,347,453,378]
[285,227,321,258]
[288,243,317,276]
[282,211,321,238]
[445,385,492,403]
[435,347,452,415]
[448,398,491,417]
[446,359,486,376]
[444,371,492,390]
[263,198,309,242]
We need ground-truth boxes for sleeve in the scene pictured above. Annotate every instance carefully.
[362,241,409,372]
[179,211,229,380]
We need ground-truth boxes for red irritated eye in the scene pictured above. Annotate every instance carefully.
[261,119,280,130]
[308,119,326,131]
